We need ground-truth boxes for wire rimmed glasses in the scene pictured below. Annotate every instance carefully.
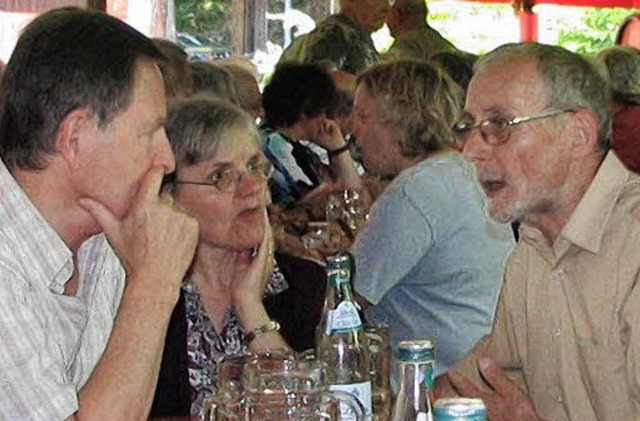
[452,109,575,147]
[175,160,273,193]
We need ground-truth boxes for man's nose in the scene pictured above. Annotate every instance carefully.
[462,129,491,164]
[155,129,176,174]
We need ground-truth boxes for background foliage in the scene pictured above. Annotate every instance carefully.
[175,0,639,55]
[557,8,634,53]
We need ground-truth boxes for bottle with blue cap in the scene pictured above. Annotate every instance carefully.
[390,339,436,421]
[433,398,487,421]
[316,252,372,420]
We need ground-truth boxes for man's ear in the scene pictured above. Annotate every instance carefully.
[54,107,94,168]
[570,108,600,157]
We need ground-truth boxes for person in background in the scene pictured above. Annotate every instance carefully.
[615,13,640,49]
[260,62,362,209]
[434,42,640,421]
[190,61,239,103]
[429,50,478,95]
[350,60,514,376]
[219,62,265,122]
[150,98,289,418]
[597,45,640,174]
[383,0,457,63]
[0,7,198,420]
[277,0,390,74]
[328,70,357,139]
[152,38,194,100]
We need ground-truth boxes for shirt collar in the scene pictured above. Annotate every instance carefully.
[0,159,73,293]
[520,152,631,255]
[560,152,630,254]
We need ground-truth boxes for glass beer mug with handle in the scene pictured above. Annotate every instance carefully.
[241,350,365,420]
[202,354,250,421]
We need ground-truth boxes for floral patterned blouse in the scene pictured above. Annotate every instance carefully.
[184,263,288,416]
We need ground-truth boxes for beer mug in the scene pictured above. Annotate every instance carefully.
[203,355,249,421]
[242,350,365,420]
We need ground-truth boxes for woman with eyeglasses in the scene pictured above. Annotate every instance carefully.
[349,60,515,376]
[149,98,290,418]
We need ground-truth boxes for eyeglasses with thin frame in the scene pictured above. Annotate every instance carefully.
[452,109,575,147]
[174,159,273,193]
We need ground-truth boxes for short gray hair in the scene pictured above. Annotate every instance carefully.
[597,46,640,106]
[474,43,612,153]
[164,97,259,182]
[356,60,463,157]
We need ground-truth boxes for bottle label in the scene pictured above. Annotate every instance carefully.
[417,411,434,421]
[329,271,350,288]
[330,381,372,421]
[326,301,362,334]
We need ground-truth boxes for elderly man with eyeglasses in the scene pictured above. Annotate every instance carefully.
[434,43,640,420]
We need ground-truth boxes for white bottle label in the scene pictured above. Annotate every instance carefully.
[416,412,433,421]
[330,381,372,421]
[327,301,362,334]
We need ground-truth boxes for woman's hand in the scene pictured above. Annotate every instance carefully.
[232,211,274,308]
[232,211,290,352]
[314,119,348,151]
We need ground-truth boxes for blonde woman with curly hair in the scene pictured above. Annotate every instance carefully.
[349,60,514,375]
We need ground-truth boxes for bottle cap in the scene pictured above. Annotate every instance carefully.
[326,252,352,270]
[395,339,435,362]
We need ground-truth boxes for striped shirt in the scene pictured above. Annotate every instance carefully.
[0,161,125,420]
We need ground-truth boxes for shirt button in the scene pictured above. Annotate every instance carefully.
[553,328,561,337]
[556,394,563,403]
[553,267,565,276]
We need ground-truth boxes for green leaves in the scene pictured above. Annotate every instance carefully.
[558,8,638,54]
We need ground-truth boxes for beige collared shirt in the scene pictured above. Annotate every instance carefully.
[455,152,640,420]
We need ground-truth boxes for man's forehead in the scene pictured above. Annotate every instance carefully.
[466,57,546,114]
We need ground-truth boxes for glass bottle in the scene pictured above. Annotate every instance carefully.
[391,340,436,421]
[316,252,373,421]
[363,324,392,421]
[433,398,487,421]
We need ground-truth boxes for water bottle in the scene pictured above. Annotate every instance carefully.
[316,252,373,420]
[390,340,436,421]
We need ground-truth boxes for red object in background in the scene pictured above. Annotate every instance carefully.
[457,0,640,6]
[616,13,640,47]
[520,9,538,41]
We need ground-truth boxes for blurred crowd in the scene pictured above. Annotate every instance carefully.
[1,1,640,420]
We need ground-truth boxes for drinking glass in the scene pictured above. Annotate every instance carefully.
[364,324,392,421]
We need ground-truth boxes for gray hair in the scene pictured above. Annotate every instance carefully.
[356,60,463,157]
[475,43,612,153]
[190,61,239,104]
[597,46,640,106]
[164,97,260,184]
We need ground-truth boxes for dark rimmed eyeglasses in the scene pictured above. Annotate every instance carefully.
[452,109,575,147]
[174,160,273,193]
